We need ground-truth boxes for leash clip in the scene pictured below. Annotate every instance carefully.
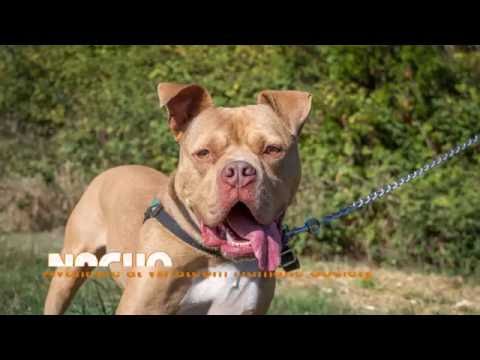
[304,218,321,235]
[283,218,322,240]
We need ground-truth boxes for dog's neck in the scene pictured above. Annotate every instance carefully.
[155,171,203,244]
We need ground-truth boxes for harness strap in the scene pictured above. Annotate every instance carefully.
[143,199,222,257]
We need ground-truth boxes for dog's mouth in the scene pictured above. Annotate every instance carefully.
[200,202,283,271]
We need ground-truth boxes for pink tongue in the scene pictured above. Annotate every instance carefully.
[227,208,281,271]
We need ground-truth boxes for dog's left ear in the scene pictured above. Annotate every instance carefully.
[157,83,214,140]
[257,90,312,137]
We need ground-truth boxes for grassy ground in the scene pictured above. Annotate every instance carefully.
[0,231,478,315]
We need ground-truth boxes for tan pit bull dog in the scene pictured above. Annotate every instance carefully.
[44,83,312,315]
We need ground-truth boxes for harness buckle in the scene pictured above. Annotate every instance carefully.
[281,245,300,272]
[143,199,162,223]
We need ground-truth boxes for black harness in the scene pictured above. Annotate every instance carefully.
[143,199,300,272]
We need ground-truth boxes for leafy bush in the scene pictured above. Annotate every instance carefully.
[1,45,479,275]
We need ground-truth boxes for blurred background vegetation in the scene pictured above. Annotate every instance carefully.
[1,45,479,276]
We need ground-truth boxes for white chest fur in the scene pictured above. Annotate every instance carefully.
[178,260,269,315]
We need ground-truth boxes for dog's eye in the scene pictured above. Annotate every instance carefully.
[194,149,210,159]
[264,145,283,155]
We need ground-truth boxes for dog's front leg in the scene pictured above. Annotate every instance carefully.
[115,220,206,315]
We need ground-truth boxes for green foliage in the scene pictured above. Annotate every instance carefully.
[1,45,479,275]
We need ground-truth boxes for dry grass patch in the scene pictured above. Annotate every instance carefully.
[276,258,480,314]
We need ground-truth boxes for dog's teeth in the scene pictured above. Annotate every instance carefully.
[225,228,250,248]
[226,229,234,242]
[226,229,239,246]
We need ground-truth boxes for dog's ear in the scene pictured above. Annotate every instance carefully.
[157,83,214,140]
[257,90,312,137]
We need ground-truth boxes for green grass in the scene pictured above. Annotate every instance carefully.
[0,232,349,315]
[268,288,352,315]
[0,232,122,314]
[356,277,377,290]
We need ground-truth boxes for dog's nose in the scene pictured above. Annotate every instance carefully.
[221,161,257,188]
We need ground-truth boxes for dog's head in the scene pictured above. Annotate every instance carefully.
[157,83,312,271]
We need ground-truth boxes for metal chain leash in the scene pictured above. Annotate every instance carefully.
[283,133,480,240]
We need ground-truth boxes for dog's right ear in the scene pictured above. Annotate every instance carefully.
[157,83,214,141]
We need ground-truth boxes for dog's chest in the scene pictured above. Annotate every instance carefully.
[178,260,269,315]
